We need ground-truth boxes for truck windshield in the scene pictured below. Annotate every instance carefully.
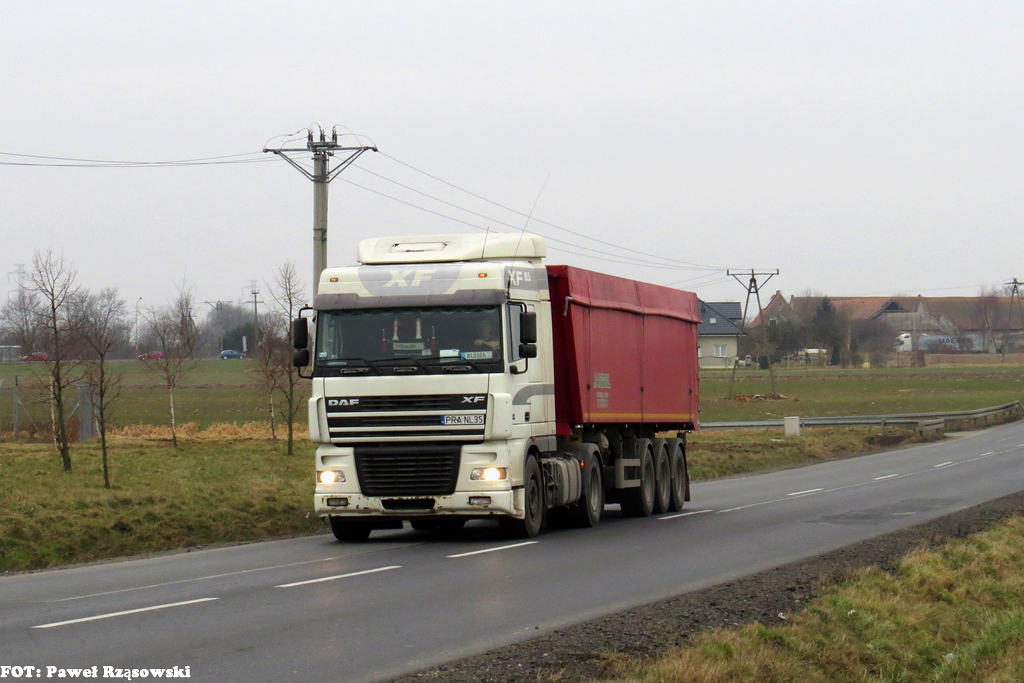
[315,306,503,374]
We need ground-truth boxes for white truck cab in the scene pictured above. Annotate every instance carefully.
[301,233,557,538]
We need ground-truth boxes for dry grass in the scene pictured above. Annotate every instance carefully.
[109,421,280,440]
[597,516,1024,683]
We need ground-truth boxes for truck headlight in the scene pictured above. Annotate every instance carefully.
[318,470,345,485]
[470,467,506,482]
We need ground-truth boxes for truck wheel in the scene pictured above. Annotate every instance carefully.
[667,439,688,512]
[329,517,372,542]
[620,439,655,517]
[501,456,544,538]
[571,456,604,528]
[652,438,671,514]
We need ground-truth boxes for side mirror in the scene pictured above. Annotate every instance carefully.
[292,317,309,350]
[518,343,537,359]
[519,311,537,344]
[293,349,310,368]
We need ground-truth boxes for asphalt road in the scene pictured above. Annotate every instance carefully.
[3,422,1024,683]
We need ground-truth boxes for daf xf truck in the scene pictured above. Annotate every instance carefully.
[293,233,700,540]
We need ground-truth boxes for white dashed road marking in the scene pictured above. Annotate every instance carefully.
[447,542,538,559]
[276,565,401,588]
[659,509,713,520]
[33,598,219,629]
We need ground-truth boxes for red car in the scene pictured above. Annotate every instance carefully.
[138,351,164,360]
[20,352,48,362]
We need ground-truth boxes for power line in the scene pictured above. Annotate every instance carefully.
[335,175,715,272]
[0,150,271,168]
[376,152,724,271]
[341,170,708,270]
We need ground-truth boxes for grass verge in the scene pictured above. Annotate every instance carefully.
[0,434,325,572]
[596,514,1024,683]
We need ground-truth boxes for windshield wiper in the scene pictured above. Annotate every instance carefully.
[366,358,431,373]
[434,356,483,372]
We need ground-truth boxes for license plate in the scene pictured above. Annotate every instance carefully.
[443,414,485,426]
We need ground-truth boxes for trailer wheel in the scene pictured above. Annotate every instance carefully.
[571,456,604,528]
[652,438,671,514]
[329,517,372,542]
[620,438,655,517]
[501,456,544,538]
[667,438,688,512]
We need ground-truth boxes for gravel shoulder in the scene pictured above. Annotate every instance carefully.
[386,452,1024,683]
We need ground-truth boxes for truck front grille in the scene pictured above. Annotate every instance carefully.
[325,394,487,443]
[354,443,461,497]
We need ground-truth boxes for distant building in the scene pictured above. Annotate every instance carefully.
[751,292,1023,353]
[697,301,744,368]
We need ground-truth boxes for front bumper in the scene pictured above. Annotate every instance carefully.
[314,489,519,518]
[314,440,526,519]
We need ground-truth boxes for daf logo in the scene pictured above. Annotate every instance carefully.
[327,398,360,407]
[462,396,486,404]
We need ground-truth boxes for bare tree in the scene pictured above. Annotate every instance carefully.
[1,287,42,356]
[251,312,288,444]
[25,251,82,470]
[143,287,201,448]
[79,288,128,487]
[269,263,309,455]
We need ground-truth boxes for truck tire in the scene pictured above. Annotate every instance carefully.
[620,438,655,517]
[571,455,604,528]
[652,438,671,514]
[501,455,544,538]
[667,438,688,512]
[329,517,372,542]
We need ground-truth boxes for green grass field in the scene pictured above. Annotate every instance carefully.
[2,360,1022,433]
[702,365,1024,422]
[0,359,280,431]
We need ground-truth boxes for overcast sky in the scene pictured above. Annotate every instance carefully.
[2,2,1021,316]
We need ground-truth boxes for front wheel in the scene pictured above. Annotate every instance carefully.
[329,517,372,542]
[501,456,544,538]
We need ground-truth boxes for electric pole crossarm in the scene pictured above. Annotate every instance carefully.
[265,150,314,181]
[325,148,374,182]
[264,126,378,296]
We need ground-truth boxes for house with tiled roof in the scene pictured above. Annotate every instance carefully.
[697,301,744,368]
[750,292,1020,353]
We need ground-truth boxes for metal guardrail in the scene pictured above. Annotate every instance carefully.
[702,400,1024,431]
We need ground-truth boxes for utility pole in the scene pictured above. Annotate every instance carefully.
[264,126,377,296]
[245,282,265,338]
[7,264,26,301]
[203,300,232,354]
[727,269,780,397]
[1000,278,1024,362]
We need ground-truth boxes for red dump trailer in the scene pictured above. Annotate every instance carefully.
[547,265,701,434]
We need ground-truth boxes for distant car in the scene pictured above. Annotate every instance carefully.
[220,349,245,360]
[20,352,48,362]
[138,351,164,360]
